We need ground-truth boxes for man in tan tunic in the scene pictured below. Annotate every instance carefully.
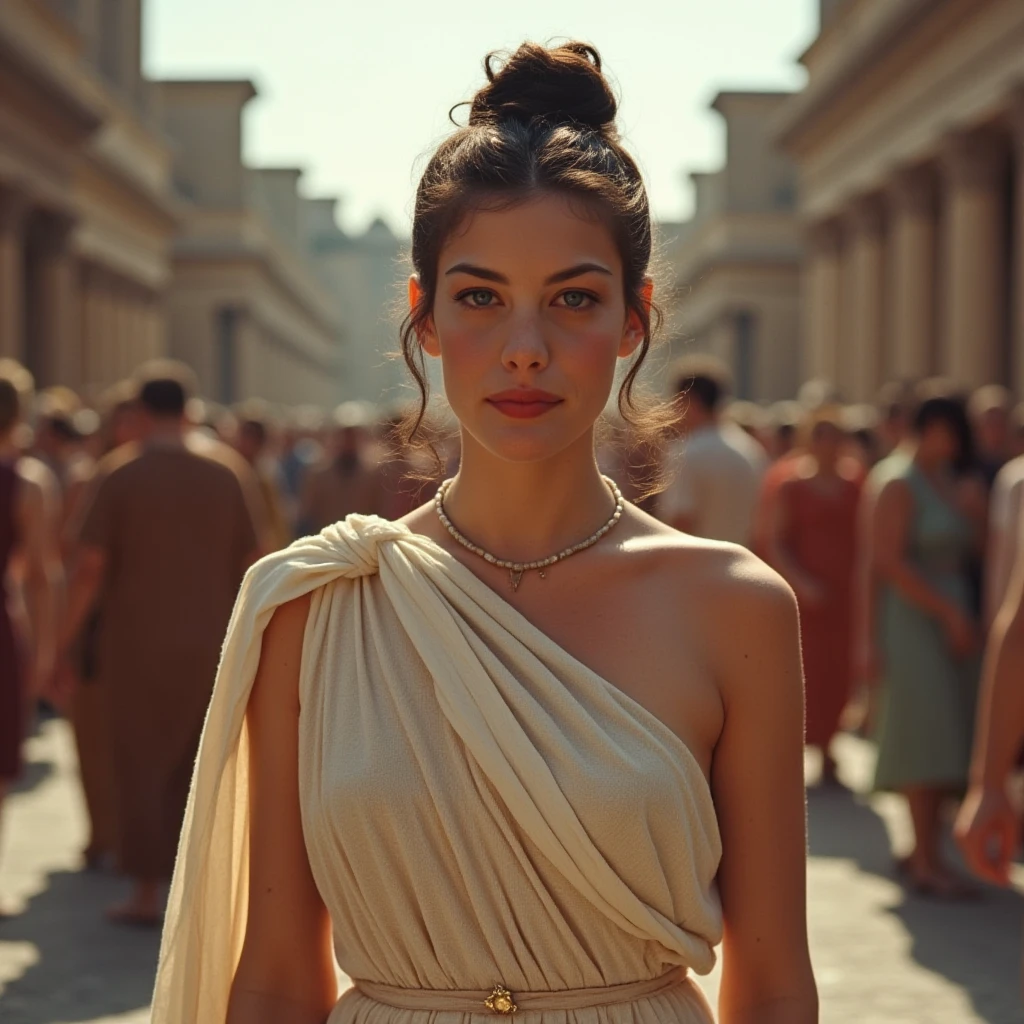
[58,363,260,924]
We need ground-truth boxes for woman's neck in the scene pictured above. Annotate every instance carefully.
[440,431,617,564]
[912,445,947,477]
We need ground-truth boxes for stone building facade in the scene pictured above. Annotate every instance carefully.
[662,91,803,402]
[778,0,1024,400]
[305,205,409,406]
[0,0,175,395]
[157,80,341,407]
[0,0,344,407]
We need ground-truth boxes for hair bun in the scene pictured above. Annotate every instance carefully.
[468,42,618,135]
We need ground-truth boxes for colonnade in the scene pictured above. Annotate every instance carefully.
[803,110,1024,400]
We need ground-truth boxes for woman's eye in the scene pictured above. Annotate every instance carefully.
[556,290,595,310]
[458,289,497,308]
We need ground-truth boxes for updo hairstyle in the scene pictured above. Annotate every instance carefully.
[399,42,673,474]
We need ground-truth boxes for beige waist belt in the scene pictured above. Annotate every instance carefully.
[353,966,687,1015]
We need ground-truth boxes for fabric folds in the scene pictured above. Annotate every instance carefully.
[150,515,722,1024]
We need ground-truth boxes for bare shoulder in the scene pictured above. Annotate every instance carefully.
[621,504,800,698]
[623,502,793,604]
[267,593,313,634]
[251,594,313,713]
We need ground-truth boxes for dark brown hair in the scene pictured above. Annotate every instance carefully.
[399,41,673,476]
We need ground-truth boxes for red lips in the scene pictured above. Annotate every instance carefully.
[486,388,563,419]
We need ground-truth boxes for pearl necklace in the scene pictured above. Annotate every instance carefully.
[434,476,625,592]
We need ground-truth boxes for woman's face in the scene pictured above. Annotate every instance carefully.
[919,418,961,465]
[808,420,843,463]
[411,192,647,465]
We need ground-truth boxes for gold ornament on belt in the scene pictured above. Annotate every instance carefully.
[484,983,518,1014]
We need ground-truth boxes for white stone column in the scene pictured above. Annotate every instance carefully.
[887,165,937,381]
[844,196,886,402]
[0,188,29,361]
[803,220,843,387]
[940,130,1008,387]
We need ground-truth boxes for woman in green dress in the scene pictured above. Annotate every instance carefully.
[871,393,983,897]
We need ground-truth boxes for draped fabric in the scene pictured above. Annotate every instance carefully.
[151,516,723,1024]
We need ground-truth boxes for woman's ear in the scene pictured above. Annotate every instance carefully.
[408,275,440,357]
[619,278,653,358]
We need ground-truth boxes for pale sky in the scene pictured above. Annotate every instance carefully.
[145,0,815,236]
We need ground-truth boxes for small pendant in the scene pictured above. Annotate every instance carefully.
[538,570,546,579]
[509,568,525,592]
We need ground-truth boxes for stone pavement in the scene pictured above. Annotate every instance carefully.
[1,719,1022,1023]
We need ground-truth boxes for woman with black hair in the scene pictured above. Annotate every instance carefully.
[870,390,982,897]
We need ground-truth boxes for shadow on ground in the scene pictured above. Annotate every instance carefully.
[808,772,1024,1024]
[0,866,158,1024]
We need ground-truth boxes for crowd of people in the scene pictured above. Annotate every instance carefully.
[658,357,1024,901]
[0,349,1021,924]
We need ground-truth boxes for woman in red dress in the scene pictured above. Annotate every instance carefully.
[768,407,862,784]
[0,364,59,911]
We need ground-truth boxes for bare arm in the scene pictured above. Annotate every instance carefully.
[985,475,1022,629]
[873,479,963,624]
[58,545,105,655]
[227,594,337,1024]
[709,557,817,1024]
[971,552,1024,789]
[955,524,1024,885]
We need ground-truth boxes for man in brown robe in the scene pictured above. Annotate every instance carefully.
[58,363,260,924]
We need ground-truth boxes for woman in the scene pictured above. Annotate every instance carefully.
[767,408,861,784]
[0,362,60,913]
[870,392,982,897]
[152,43,816,1024]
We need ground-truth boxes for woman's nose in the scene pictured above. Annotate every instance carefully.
[501,316,549,370]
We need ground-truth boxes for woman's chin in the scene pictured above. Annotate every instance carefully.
[471,430,579,465]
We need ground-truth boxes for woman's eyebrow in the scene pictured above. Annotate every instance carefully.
[544,263,613,284]
[443,262,613,284]
[444,263,508,282]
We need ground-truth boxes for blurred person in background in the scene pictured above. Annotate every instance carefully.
[62,382,142,872]
[0,361,61,913]
[869,390,982,897]
[55,362,262,925]
[656,356,767,547]
[841,404,882,472]
[955,523,1024,892]
[185,397,271,555]
[375,401,433,522]
[766,406,862,785]
[279,406,325,525]
[299,400,383,534]
[234,401,291,550]
[32,386,86,493]
[875,380,917,460]
[752,401,811,563]
[726,400,766,447]
[1008,403,1024,461]
[970,384,1013,489]
[987,445,1024,628]
[763,401,802,462]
